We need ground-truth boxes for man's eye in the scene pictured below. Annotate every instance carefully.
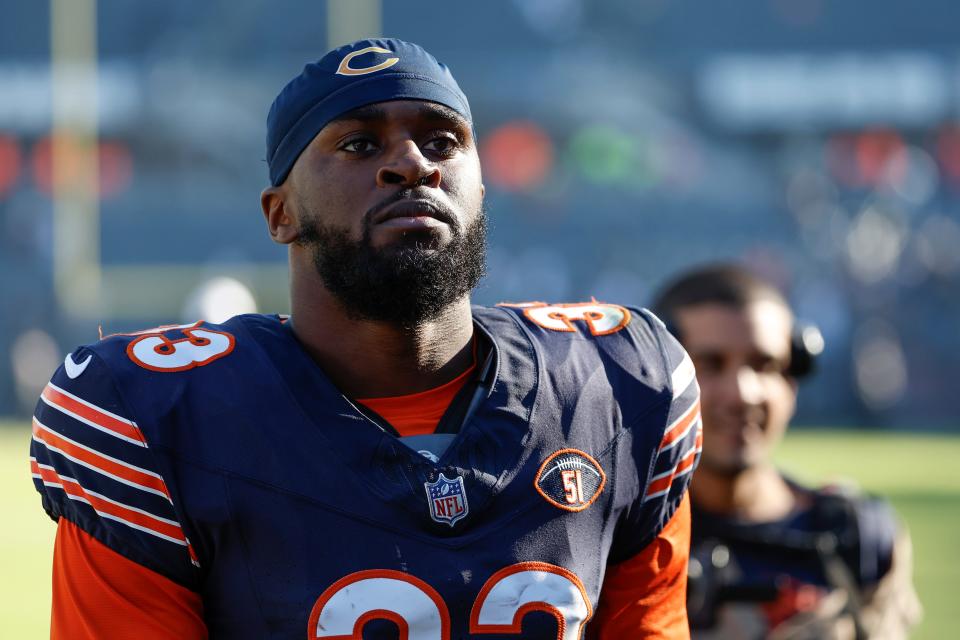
[692,354,724,375]
[422,135,459,156]
[340,138,377,153]
[755,358,787,375]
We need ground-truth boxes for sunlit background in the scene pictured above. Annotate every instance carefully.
[1,0,958,636]
[2,0,959,428]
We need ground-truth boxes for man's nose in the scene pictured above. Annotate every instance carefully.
[731,366,764,406]
[376,141,441,188]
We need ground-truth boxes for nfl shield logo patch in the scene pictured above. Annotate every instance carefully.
[424,473,469,527]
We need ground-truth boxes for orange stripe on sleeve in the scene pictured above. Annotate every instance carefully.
[52,519,207,640]
[36,462,188,545]
[659,400,700,449]
[588,494,692,640]
[644,433,704,499]
[32,419,171,498]
[42,384,146,445]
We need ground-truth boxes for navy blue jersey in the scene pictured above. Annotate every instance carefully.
[31,303,701,639]
[688,478,900,634]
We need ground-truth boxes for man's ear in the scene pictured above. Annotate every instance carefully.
[261,186,299,245]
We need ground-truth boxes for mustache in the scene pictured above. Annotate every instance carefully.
[363,188,458,230]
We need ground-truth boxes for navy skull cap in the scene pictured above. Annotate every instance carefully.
[266,38,472,186]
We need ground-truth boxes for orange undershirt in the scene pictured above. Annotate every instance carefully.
[51,371,691,638]
[52,519,207,639]
[589,494,692,639]
[356,360,476,436]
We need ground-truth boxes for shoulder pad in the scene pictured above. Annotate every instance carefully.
[31,345,201,586]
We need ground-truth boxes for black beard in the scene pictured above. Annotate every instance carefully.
[298,208,487,326]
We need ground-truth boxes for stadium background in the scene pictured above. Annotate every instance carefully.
[1,1,957,636]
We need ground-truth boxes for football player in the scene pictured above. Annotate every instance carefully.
[31,39,702,639]
[652,264,921,639]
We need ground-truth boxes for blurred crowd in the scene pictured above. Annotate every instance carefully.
[0,0,958,428]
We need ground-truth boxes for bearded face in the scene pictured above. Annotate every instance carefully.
[297,198,487,326]
[275,100,488,325]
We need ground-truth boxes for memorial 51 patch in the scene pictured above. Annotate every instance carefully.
[535,449,606,512]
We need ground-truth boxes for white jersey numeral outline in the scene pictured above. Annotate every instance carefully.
[308,562,591,639]
[125,322,235,372]
[521,302,631,336]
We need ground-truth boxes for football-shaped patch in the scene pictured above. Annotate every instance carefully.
[535,449,606,512]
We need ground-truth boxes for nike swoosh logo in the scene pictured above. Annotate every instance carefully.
[64,354,92,379]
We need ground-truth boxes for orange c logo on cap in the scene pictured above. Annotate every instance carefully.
[336,46,400,76]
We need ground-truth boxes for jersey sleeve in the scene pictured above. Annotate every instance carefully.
[53,518,207,639]
[29,346,200,588]
[610,311,702,562]
[589,494,691,640]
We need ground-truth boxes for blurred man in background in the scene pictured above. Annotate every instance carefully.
[652,264,921,639]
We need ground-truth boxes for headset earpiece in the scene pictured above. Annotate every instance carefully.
[788,322,824,379]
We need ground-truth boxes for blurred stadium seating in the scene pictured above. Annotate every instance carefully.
[1,0,958,431]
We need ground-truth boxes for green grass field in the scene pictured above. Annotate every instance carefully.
[1,424,55,637]
[2,423,958,638]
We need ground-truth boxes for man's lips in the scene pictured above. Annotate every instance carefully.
[372,199,454,227]
[377,216,449,231]
[714,421,765,444]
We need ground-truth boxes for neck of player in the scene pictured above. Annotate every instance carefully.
[288,276,475,400]
[690,462,802,522]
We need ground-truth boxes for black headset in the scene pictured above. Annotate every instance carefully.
[660,314,824,380]
[787,322,825,379]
